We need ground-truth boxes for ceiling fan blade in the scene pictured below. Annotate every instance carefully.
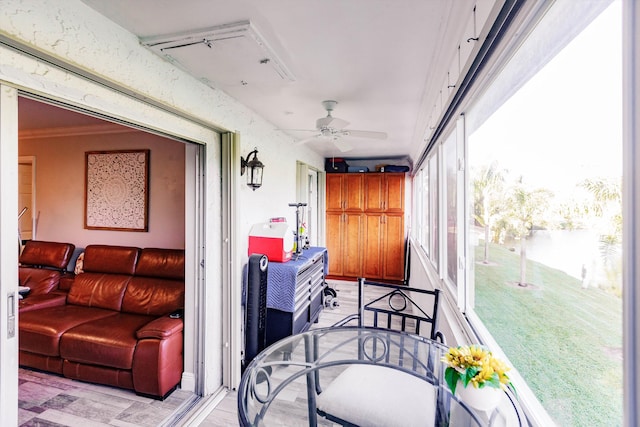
[333,138,353,152]
[316,116,350,130]
[295,135,322,145]
[279,128,319,133]
[341,129,388,139]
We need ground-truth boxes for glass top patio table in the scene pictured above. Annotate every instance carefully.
[238,326,525,427]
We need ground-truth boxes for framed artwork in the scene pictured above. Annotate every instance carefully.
[84,149,150,231]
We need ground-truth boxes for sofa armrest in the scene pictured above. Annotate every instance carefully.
[136,316,183,339]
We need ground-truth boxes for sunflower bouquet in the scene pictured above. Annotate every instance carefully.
[442,345,512,395]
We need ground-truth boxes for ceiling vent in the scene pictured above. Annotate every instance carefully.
[141,20,295,87]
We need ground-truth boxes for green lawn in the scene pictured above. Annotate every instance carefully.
[474,243,622,427]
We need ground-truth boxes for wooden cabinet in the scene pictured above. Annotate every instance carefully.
[326,173,364,211]
[381,214,405,280]
[326,211,363,277]
[362,213,384,278]
[362,213,405,281]
[364,173,404,213]
[326,173,405,282]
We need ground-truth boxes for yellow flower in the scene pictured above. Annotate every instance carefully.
[442,345,512,392]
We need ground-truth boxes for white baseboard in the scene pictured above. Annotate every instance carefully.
[181,372,196,393]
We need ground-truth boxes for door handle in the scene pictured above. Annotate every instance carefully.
[7,292,15,339]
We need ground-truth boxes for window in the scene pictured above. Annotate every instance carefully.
[412,0,622,424]
[466,1,622,425]
[420,167,429,251]
[428,152,439,269]
[412,168,423,244]
[444,130,458,287]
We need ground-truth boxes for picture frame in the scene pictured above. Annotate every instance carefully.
[84,149,150,231]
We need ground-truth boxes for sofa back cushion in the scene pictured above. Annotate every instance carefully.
[122,277,184,316]
[67,273,132,311]
[20,240,75,270]
[122,248,185,316]
[66,245,139,311]
[134,248,185,280]
[82,245,139,275]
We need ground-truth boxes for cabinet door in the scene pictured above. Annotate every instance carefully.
[326,211,344,276]
[364,174,384,212]
[343,174,364,211]
[342,213,363,277]
[385,173,405,213]
[362,213,384,279]
[326,174,345,211]
[383,214,405,281]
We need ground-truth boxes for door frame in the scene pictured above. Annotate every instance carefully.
[296,162,326,247]
[0,43,229,425]
[0,83,20,424]
[18,155,36,242]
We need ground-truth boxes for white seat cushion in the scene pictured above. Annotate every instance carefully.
[316,364,436,427]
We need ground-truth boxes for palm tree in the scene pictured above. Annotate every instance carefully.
[502,178,553,286]
[472,162,506,264]
[580,177,622,292]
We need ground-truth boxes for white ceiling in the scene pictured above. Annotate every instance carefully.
[28,1,474,161]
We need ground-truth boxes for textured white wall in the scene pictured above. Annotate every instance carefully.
[0,0,324,257]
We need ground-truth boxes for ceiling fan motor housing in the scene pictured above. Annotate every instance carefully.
[321,100,338,113]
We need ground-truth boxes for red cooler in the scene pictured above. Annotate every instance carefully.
[248,222,294,262]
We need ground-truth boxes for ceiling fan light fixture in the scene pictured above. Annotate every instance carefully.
[320,128,333,137]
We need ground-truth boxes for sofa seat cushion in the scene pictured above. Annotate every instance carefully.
[19,305,118,356]
[19,268,60,295]
[18,292,67,313]
[60,313,156,370]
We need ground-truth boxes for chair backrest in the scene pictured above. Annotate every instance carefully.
[337,278,444,342]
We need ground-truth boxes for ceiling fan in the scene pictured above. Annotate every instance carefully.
[292,100,387,152]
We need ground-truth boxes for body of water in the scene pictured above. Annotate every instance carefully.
[504,229,620,286]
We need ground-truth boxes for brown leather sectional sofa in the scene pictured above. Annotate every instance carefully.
[18,242,185,399]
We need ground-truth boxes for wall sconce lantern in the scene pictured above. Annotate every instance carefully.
[241,148,264,190]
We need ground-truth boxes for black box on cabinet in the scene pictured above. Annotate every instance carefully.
[325,157,349,173]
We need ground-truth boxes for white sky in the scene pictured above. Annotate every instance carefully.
[469,0,622,199]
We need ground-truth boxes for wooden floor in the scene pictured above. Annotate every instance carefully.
[198,279,375,427]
